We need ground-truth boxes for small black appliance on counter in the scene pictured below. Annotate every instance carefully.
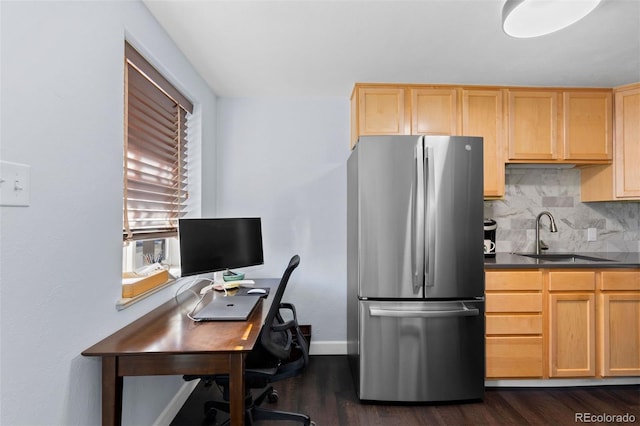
[484,219,497,258]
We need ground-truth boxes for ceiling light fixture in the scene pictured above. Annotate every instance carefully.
[502,0,602,38]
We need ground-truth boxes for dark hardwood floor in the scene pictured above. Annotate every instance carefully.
[171,355,640,426]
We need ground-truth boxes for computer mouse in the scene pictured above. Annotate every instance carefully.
[247,288,267,295]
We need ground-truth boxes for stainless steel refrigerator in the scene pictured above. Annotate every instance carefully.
[347,135,485,402]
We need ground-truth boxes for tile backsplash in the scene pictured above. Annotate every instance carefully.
[484,166,640,253]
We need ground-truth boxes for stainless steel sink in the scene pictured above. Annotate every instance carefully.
[516,253,614,263]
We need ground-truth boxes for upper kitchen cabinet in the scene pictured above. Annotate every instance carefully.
[350,85,459,148]
[350,83,506,198]
[563,91,612,161]
[462,89,505,199]
[614,84,640,197]
[350,86,406,149]
[507,90,560,161]
[581,83,640,201]
[411,88,459,136]
[350,83,616,198]
[507,88,613,163]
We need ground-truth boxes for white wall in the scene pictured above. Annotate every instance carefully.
[213,98,350,350]
[0,1,216,425]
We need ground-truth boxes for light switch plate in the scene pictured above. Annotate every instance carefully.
[0,161,30,207]
[587,227,597,241]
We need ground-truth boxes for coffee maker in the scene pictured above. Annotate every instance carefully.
[484,219,497,257]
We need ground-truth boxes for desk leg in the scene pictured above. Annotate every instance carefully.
[102,356,123,426]
[228,353,245,426]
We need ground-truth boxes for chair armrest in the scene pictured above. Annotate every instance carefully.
[271,302,299,332]
[279,302,297,317]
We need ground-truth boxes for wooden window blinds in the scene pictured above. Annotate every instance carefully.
[123,42,194,242]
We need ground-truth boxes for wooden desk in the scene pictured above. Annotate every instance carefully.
[82,278,279,426]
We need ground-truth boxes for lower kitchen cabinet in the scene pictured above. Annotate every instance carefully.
[548,293,596,377]
[548,271,596,377]
[599,270,640,376]
[486,336,543,378]
[486,268,640,381]
[599,294,640,376]
[485,270,543,378]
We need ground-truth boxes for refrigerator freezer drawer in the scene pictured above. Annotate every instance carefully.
[358,300,485,402]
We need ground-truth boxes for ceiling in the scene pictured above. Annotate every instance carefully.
[142,0,640,98]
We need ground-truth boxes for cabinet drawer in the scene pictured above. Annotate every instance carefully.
[600,271,640,291]
[486,293,542,313]
[486,336,543,378]
[548,271,596,291]
[486,314,543,335]
[486,270,542,291]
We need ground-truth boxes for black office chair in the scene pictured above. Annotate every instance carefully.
[185,255,312,425]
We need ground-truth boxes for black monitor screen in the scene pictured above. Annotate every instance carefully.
[178,218,264,277]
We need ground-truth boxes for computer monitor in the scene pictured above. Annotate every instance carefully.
[178,217,264,277]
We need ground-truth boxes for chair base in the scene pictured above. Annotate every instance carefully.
[205,385,312,425]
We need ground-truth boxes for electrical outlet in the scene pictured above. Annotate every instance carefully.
[587,227,597,242]
[0,161,30,207]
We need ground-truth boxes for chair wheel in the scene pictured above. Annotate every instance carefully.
[203,401,217,421]
[267,389,279,403]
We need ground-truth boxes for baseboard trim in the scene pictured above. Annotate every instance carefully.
[153,379,200,426]
[309,340,347,355]
[486,377,640,387]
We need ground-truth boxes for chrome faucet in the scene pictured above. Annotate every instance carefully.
[535,211,558,255]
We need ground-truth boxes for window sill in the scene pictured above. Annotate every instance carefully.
[122,269,171,298]
[117,266,182,310]
[116,277,177,310]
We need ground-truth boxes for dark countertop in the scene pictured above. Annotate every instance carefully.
[485,252,640,269]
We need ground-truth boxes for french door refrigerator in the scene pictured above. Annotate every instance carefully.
[347,135,485,402]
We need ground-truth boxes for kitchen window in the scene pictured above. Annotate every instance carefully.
[121,41,194,301]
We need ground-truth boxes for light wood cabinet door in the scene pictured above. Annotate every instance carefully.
[508,90,560,160]
[614,84,640,198]
[580,83,640,201]
[356,87,406,138]
[599,293,640,376]
[411,88,459,135]
[549,293,596,377]
[462,89,505,198]
[563,91,612,161]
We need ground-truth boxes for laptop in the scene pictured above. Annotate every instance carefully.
[193,295,262,321]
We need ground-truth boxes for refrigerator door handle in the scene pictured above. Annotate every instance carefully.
[369,303,479,318]
[424,145,436,287]
[412,137,425,293]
